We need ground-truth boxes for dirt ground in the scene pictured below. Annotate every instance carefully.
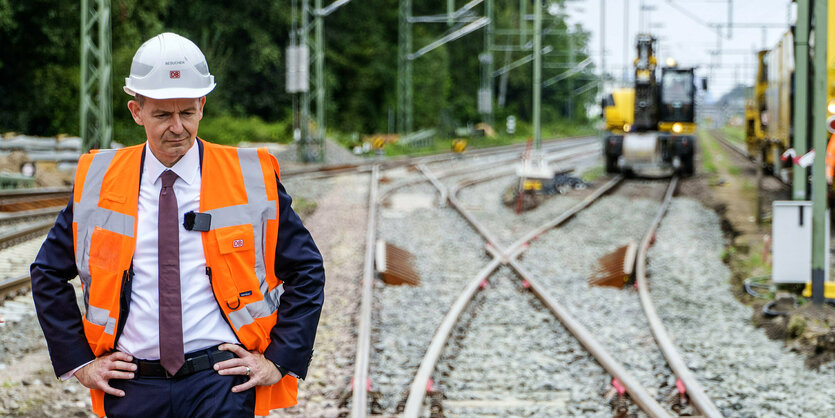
[677,132,835,369]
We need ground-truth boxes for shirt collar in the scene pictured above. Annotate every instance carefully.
[144,140,200,186]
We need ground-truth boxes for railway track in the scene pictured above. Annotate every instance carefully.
[706,129,792,191]
[0,217,58,301]
[422,174,719,417]
[283,136,596,180]
[352,139,723,416]
[0,187,71,212]
[0,274,30,302]
[708,130,750,161]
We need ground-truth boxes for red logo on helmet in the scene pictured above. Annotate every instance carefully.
[169,70,181,79]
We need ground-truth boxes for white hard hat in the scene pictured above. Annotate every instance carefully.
[123,32,216,99]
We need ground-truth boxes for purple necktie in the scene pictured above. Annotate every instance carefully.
[158,170,184,375]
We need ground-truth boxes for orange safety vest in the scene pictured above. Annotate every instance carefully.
[72,141,297,417]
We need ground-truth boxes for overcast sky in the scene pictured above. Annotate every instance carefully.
[560,0,794,98]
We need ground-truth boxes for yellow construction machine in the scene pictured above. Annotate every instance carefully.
[603,34,698,176]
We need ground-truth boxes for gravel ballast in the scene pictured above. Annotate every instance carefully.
[435,267,613,417]
[518,182,679,411]
[370,183,491,414]
[649,198,835,417]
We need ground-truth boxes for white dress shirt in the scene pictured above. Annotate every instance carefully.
[115,141,239,360]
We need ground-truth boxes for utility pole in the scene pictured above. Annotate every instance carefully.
[568,31,575,119]
[80,0,112,152]
[727,0,733,39]
[397,0,413,134]
[533,0,542,151]
[520,0,527,48]
[315,0,325,162]
[296,0,352,162]
[624,0,630,85]
[599,0,605,82]
[479,0,495,126]
[811,0,828,305]
[299,0,314,161]
[793,0,810,201]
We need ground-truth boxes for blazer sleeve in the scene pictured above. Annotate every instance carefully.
[30,196,96,377]
[262,179,325,379]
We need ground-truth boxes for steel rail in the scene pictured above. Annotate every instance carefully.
[506,175,623,252]
[0,220,54,250]
[401,257,503,416]
[403,159,669,416]
[0,207,64,223]
[0,274,31,300]
[707,130,750,161]
[351,165,379,418]
[708,130,792,188]
[282,136,594,179]
[416,164,448,207]
[365,144,595,414]
[379,141,600,203]
[436,146,602,248]
[505,258,670,418]
[408,137,596,204]
[0,186,72,197]
[707,130,789,185]
[634,177,723,418]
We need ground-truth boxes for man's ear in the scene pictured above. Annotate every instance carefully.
[127,100,144,126]
[197,96,206,121]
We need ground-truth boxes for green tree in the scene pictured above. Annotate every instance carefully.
[0,1,80,135]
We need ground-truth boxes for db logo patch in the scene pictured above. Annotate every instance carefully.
[232,239,244,248]
[169,70,181,79]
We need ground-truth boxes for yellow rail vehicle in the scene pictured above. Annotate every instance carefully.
[745,1,835,180]
[603,35,697,176]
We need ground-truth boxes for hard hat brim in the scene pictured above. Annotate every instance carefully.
[123,84,215,100]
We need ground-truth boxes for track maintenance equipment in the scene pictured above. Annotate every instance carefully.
[603,34,698,176]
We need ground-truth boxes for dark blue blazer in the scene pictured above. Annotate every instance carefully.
[30,142,325,379]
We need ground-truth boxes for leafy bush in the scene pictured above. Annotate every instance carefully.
[114,113,291,147]
[196,114,291,145]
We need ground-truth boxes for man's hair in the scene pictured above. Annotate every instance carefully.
[134,94,146,108]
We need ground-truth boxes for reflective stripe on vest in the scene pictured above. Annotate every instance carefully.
[205,148,280,331]
[74,150,135,333]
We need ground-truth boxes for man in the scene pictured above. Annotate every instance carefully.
[30,32,325,417]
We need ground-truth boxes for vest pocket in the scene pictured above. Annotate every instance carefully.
[89,226,123,272]
[213,224,260,311]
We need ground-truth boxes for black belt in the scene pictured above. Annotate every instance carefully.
[133,346,236,379]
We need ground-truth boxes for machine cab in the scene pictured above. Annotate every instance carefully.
[659,67,696,125]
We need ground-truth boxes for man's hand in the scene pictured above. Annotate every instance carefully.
[74,351,136,397]
[214,344,284,393]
